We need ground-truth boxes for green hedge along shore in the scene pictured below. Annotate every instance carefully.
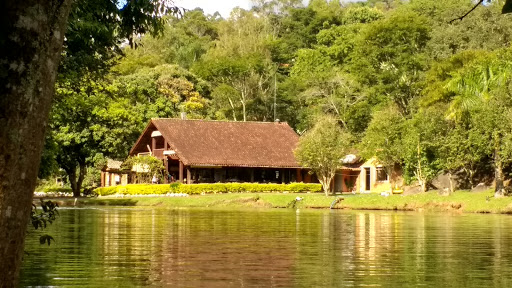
[94,183,323,196]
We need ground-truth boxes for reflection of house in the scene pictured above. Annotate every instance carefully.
[333,156,402,194]
[128,118,316,184]
[101,159,129,187]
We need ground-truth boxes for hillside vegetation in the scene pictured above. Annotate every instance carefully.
[40,0,512,198]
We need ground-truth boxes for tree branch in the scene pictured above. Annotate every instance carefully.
[449,0,484,24]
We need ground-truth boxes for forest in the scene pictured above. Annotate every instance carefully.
[39,0,512,197]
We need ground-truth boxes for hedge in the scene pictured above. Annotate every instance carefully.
[95,184,171,196]
[95,182,322,196]
[177,183,322,194]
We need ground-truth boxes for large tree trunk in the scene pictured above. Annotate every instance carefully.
[75,162,87,197]
[0,1,71,287]
[416,141,427,193]
[66,163,86,198]
[448,172,455,194]
[67,167,77,196]
[319,173,334,197]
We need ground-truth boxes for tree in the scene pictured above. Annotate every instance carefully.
[193,8,277,122]
[297,72,367,132]
[113,9,219,74]
[445,49,512,197]
[123,155,165,184]
[294,117,353,196]
[439,119,488,190]
[348,10,431,116]
[402,107,446,192]
[421,0,512,61]
[360,105,405,188]
[48,77,110,197]
[0,1,175,285]
[0,2,73,286]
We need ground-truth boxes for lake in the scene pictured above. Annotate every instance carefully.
[20,208,512,287]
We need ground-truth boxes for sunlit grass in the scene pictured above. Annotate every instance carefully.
[56,189,512,214]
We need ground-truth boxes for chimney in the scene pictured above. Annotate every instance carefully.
[274,119,280,124]
[180,112,187,120]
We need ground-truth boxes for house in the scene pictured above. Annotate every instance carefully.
[127,118,316,184]
[101,159,129,187]
[333,156,403,194]
[110,117,401,193]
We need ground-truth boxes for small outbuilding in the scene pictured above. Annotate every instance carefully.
[332,156,403,194]
[100,159,129,187]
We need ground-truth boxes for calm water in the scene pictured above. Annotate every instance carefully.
[20,208,512,287]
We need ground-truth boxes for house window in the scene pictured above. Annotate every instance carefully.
[376,167,388,182]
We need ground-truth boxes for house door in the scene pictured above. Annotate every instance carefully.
[365,168,371,191]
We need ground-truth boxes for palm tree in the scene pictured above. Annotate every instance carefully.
[446,50,512,197]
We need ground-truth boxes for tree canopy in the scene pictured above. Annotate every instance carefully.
[37,0,512,197]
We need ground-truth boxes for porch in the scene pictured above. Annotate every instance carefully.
[163,156,315,184]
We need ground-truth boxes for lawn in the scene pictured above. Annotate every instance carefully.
[45,189,512,214]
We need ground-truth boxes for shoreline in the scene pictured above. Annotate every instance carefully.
[34,190,512,215]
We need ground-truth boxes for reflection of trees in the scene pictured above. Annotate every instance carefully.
[20,209,512,287]
[101,209,297,287]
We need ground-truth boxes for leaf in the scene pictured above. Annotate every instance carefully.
[39,235,55,246]
[503,0,512,14]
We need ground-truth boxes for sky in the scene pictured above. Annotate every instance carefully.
[174,0,253,17]
[174,0,363,18]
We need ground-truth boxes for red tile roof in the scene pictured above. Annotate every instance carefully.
[130,119,301,168]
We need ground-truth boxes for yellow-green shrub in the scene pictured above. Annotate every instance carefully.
[94,186,117,196]
[95,184,170,196]
[178,183,322,194]
[95,182,322,196]
[42,187,73,193]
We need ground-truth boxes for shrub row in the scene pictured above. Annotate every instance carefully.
[95,182,322,196]
[177,183,322,194]
[95,184,171,196]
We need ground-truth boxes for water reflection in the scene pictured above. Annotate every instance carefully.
[20,208,512,287]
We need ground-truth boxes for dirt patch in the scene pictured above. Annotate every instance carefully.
[208,196,260,207]
[422,201,463,212]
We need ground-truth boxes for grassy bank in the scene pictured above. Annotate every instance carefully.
[42,190,512,214]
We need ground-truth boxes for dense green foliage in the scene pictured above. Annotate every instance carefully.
[94,183,322,196]
[40,0,512,197]
[122,155,166,184]
[295,116,353,196]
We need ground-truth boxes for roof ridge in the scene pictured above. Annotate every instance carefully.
[152,118,289,125]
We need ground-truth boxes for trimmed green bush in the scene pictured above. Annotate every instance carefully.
[42,187,73,193]
[169,182,182,193]
[95,182,322,196]
[179,182,322,194]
